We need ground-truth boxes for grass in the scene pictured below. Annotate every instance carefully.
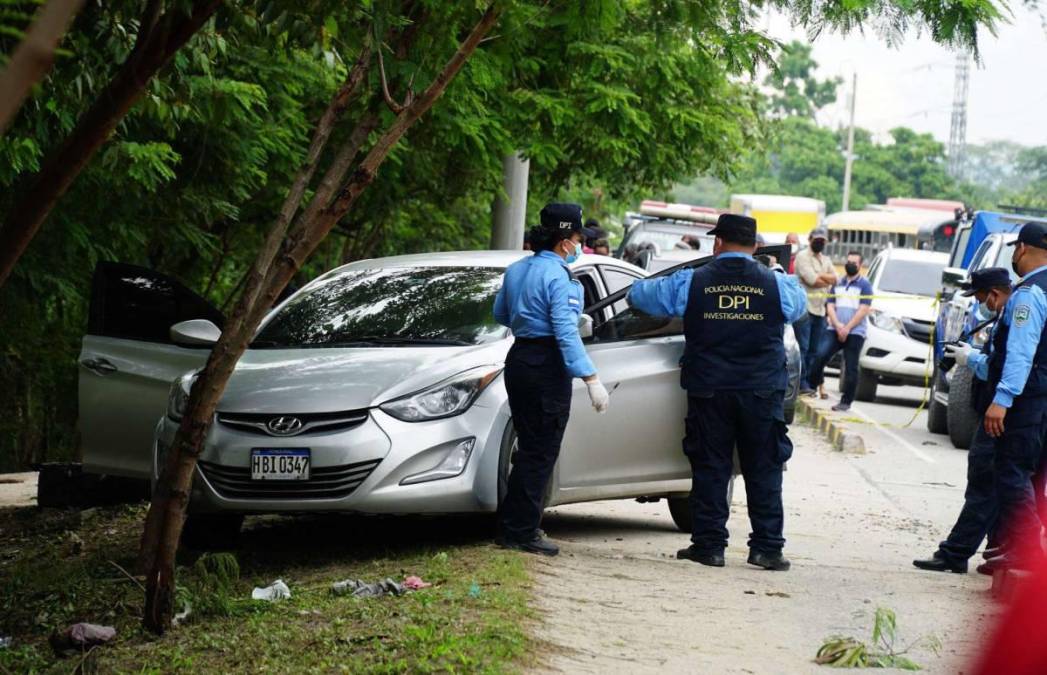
[0,505,534,674]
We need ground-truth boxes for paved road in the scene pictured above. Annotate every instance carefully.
[532,381,995,674]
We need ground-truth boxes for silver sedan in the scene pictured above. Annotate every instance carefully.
[78,249,799,539]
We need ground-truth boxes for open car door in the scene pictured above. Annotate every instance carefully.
[79,262,224,478]
[554,245,791,503]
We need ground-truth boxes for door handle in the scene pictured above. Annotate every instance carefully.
[81,357,118,376]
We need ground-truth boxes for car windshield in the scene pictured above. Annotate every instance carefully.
[992,241,1021,282]
[253,266,508,348]
[878,259,947,297]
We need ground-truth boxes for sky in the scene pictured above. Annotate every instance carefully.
[760,6,1047,147]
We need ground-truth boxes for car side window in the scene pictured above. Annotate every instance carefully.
[594,307,684,342]
[969,239,993,271]
[573,270,601,311]
[599,266,642,316]
[88,262,224,344]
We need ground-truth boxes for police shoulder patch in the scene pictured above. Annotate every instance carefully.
[1014,304,1031,327]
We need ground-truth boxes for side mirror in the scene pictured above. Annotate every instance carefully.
[941,266,966,291]
[170,319,221,347]
[578,313,594,339]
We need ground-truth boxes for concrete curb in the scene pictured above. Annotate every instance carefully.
[796,398,866,454]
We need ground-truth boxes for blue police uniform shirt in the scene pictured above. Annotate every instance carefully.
[966,263,1047,407]
[626,252,808,323]
[493,250,597,379]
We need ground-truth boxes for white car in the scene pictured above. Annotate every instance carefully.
[78,247,798,542]
[852,248,948,401]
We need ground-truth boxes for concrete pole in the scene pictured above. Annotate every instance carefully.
[841,72,857,212]
[490,152,530,250]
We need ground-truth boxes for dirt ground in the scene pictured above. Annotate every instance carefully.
[530,425,995,674]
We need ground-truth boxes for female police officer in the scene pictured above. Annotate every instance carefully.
[493,203,610,556]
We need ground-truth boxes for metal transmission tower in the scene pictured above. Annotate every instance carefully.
[948,52,970,178]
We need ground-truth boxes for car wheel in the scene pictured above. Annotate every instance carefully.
[854,367,878,402]
[181,514,244,550]
[667,478,735,534]
[926,370,949,435]
[947,367,977,450]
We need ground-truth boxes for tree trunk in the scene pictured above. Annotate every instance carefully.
[0,0,223,288]
[0,0,85,136]
[138,4,501,634]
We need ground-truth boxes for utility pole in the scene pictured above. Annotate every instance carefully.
[490,152,529,250]
[841,72,857,212]
[948,52,970,178]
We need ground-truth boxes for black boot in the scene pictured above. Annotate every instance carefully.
[677,546,725,567]
[748,550,791,571]
[499,533,559,557]
[913,552,967,573]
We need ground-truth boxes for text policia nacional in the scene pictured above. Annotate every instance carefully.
[703,284,766,321]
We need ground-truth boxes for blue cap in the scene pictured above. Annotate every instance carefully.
[961,267,1012,296]
[1006,222,1047,250]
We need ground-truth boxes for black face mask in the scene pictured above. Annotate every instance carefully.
[1012,250,1022,277]
[845,262,859,277]
[810,239,825,254]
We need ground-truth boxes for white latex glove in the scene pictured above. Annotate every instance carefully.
[945,342,974,367]
[586,379,610,414]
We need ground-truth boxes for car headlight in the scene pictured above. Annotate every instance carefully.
[870,309,904,334]
[166,373,195,422]
[379,366,502,422]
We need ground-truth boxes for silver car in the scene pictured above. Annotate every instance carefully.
[79,248,799,539]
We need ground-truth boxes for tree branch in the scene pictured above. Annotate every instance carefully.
[0,0,86,136]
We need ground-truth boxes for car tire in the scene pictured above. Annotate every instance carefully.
[947,367,977,450]
[667,478,735,534]
[181,514,244,550]
[926,370,949,435]
[854,367,878,402]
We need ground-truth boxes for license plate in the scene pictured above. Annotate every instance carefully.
[250,448,310,481]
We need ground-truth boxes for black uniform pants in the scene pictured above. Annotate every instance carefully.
[684,389,793,554]
[497,339,572,542]
[938,423,999,562]
[993,399,1047,561]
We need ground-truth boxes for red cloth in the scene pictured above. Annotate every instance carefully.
[972,550,1047,674]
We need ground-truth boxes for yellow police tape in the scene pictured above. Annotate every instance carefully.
[801,291,940,429]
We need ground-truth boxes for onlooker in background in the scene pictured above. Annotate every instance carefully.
[592,239,611,256]
[793,226,837,396]
[807,251,871,412]
[584,218,606,254]
[523,231,533,251]
[785,232,800,273]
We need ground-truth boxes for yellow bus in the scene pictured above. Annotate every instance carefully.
[824,208,959,264]
[729,194,826,242]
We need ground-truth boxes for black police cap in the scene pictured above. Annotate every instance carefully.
[961,266,1012,296]
[1006,221,1047,250]
[708,213,757,242]
[540,203,595,238]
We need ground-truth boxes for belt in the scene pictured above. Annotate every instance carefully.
[514,336,558,347]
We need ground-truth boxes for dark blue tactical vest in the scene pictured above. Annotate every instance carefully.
[682,256,787,392]
[985,269,1047,420]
